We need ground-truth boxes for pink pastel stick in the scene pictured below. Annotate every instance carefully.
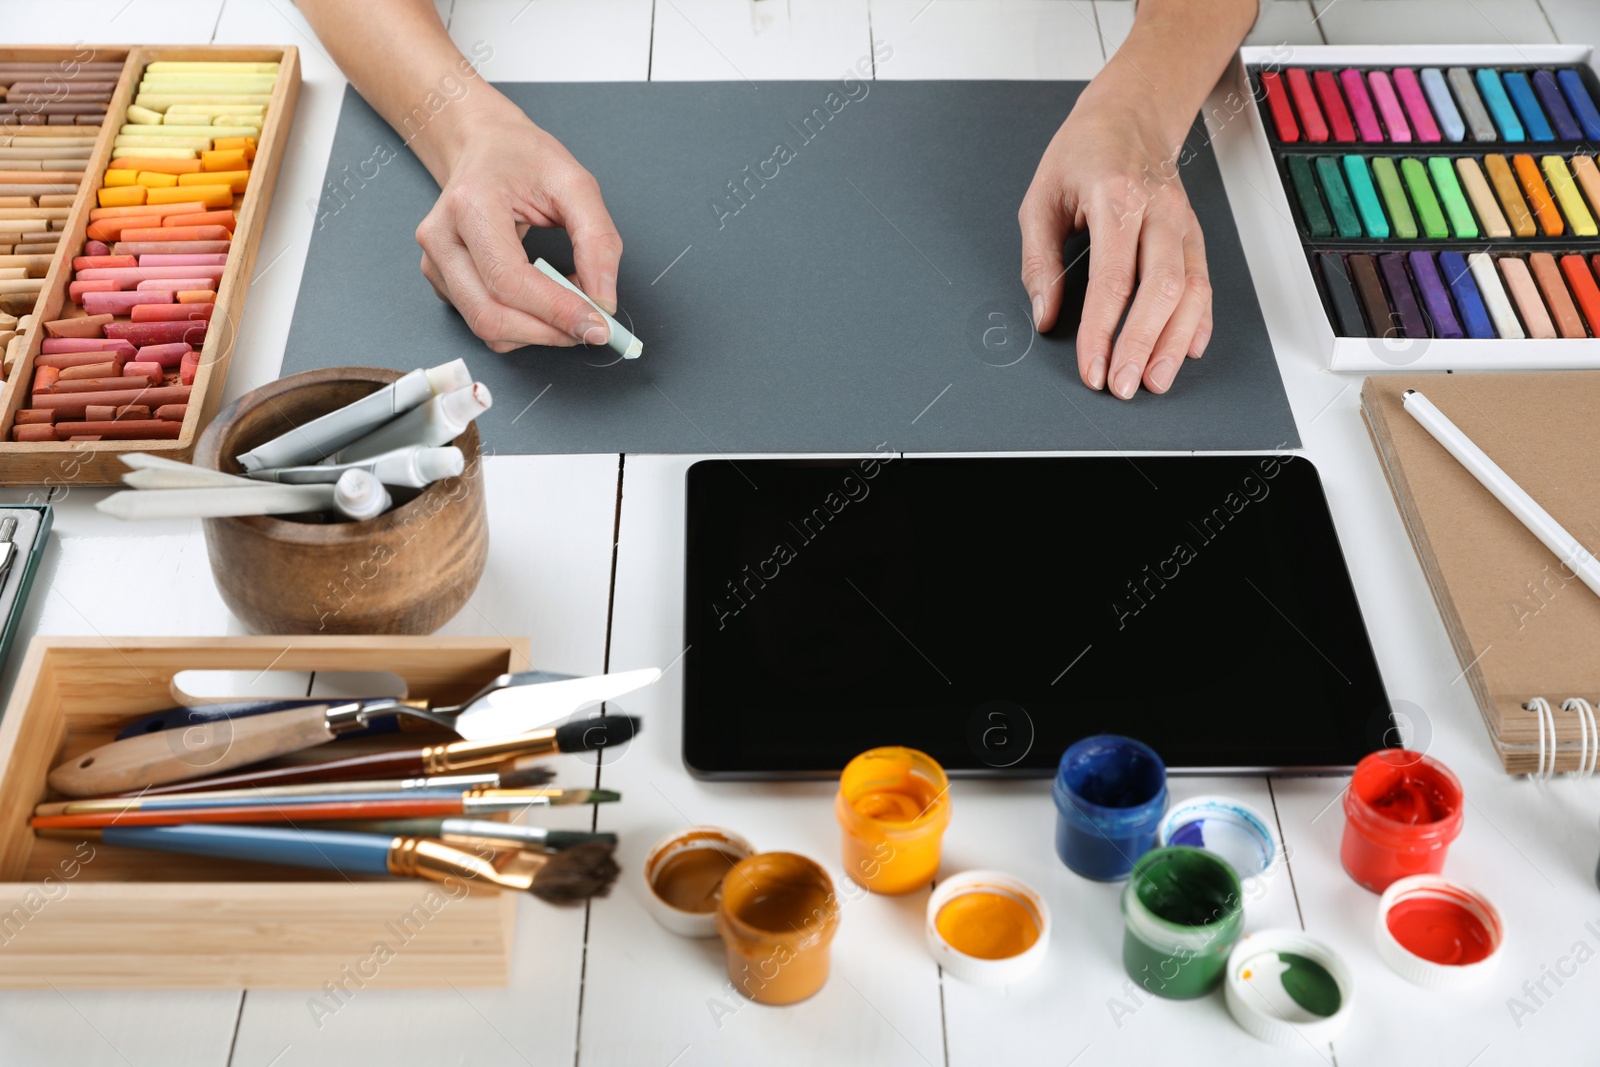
[81,289,174,316]
[136,253,230,268]
[84,240,111,257]
[1341,68,1384,142]
[1391,68,1440,142]
[73,265,225,284]
[136,277,218,292]
[134,342,192,367]
[69,279,119,302]
[1367,70,1411,142]
[122,361,164,386]
[42,338,135,356]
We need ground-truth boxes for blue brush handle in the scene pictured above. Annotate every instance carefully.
[102,824,395,875]
[114,700,401,740]
[137,789,465,810]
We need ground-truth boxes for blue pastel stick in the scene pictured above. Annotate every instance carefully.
[1438,251,1494,339]
[1420,68,1466,141]
[1531,70,1581,140]
[133,789,469,810]
[102,824,395,875]
[1407,252,1463,339]
[1501,72,1553,141]
[1558,69,1600,140]
[1476,69,1525,141]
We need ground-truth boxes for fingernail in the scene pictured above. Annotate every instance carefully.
[1031,294,1045,329]
[1147,358,1178,393]
[1191,329,1211,358]
[1112,364,1140,400]
[1086,356,1108,390]
[581,315,609,346]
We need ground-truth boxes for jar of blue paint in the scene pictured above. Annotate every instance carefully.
[1053,735,1168,881]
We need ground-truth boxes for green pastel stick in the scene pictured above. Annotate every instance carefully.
[1426,156,1478,239]
[1341,155,1389,239]
[1401,157,1449,239]
[1370,157,1418,239]
[1315,156,1362,238]
[1287,155,1332,238]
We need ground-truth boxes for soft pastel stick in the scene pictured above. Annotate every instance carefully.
[1343,155,1389,237]
[1499,255,1555,338]
[1448,68,1498,142]
[1286,155,1332,238]
[1475,69,1525,141]
[1378,253,1426,337]
[1286,69,1328,142]
[118,224,231,243]
[1314,70,1356,142]
[1317,253,1368,336]
[137,253,229,267]
[1558,70,1600,140]
[1568,254,1600,334]
[1501,72,1553,141]
[1372,157,1418,238]
[1315,156,1362,238]
[1573,157,1600,222]
[136,277,215,292]
[1484,154,1536,236]
[148,184,231,208]
[80,289,173,316]
[1260,71,1299,141]
[1469,252,1523,338]
[1419,68,1466,141]
[1541,155,1597,236]
[1427,156,1478,238]
[1530,71,1581,141]
[1513,153,1563,235]
[1528,252,1586,338]
[135,342,193,367]
[40,338,135,355]
[131,302,214,322]
[1342,69,1384,142]
[1369,71,1412,142]
[1455,158,1510,238]
[1438,251,1494,339]
[1349,254,1394,337]
[1407,251,1462,339]
[1393,69,1441,142]
[1400,157,1448,238]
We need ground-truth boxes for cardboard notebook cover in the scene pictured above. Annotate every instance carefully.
[1361,373,1600,775]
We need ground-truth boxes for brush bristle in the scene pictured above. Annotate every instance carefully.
[530,840,619,904]
[553,715,640,754]
[498,765,557,789]
[544,830,619,851]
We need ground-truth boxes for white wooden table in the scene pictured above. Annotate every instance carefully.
[2,1,1599,1064]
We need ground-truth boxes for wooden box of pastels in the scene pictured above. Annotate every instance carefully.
[0,45,298,486]
[0,636,528,989]
[1237,44,1600,371]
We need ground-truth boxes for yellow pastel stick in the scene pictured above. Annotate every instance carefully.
[135,94,274,110]
[1543,155,1598,237]
[144,61,280,73]
[137,170,179,189]
[110,146,199,160]
[98,185,146,208]
[125,104,165,125]
[178,169,248,193]
[103,169,138,187]
[139,79,277,95]
[123,124,259,139]
[114,136,214,152]
[148,183,232,208]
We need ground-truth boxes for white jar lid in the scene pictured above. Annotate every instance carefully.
[1224,929,1354,1046]
[640,825,755,938]
[1157,794,1281,880]
[925,870,1050,986]
[1375,875,1504,989]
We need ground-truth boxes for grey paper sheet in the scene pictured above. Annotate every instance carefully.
[283,82,1299,454]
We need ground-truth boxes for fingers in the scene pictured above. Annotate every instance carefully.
[416,215,579,353]
[1018,186,1069,335]
[1141,226,1211,395]
[1104,203,1187,399]
[559,173,624,315]
[1076,197,1140,392]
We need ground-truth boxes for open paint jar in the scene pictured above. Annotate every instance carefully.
[1054,735,1168,881]
[641,826,755,938]
[1158,795,1282,884]
[1341,749,1463,893]
[1225,930,1354,1046]
[925,870,1050,985]
[1376,875,1504,989]
[835,746,951,894]
[1121,846,1244,999]
[716,852,840,1005]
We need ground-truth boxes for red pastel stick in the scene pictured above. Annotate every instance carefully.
[68,279,119,302]
[1562,255,1600,335]
[1341,68,1383,142]
[27,384,191,418]
[104,319,208,346]
[1260,71,1299,141]
[56,419,182,440]
[1314,70,1356,142]
[1285,69,1328,142]
[35,350,130,370]
[48,376,159,394]
[41,338,134,356]
[134,342,192,367]
[136,253,229,267]
[131,302,214,322]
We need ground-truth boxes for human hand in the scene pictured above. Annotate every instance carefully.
[415,97,623,354]
[1018,92,1212,399]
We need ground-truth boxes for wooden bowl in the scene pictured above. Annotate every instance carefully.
[194,366,488,634]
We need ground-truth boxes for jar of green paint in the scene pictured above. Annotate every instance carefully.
[1120,846,1244,999]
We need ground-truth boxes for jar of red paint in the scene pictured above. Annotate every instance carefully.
[1341,749,1463,893]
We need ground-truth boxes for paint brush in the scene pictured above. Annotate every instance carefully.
[31,788,621,830]
[36,781,606,817]
[33,767,557,814]
[40,825,619,903]
[315,819,619,852]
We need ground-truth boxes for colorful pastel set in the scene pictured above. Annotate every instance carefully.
[1242,47,1600,366]
[0,46,297,486]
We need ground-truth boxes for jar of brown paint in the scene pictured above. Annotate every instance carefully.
[715,852,840,1006]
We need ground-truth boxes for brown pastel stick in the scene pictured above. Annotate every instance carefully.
[0,278,45,294]
[12,424,56,442]
[0,196,34,207]
[44,314,114,338]
[50,376,162,394]
[105,320,206,346]
[0,293,37,315]
[38,194,75,207]
[15,409,53,425]
[59,420,180,440]
[36,350,128,369]
[58,361,120,381]
[28,384,191,418]
[115,405,152,420]
[66,435,104,441]
[0,185,79,198]
[84,405,116,422]
[0,169,84,183]
[0,207,69,220]
[154,404,186,421]
[0,254,53,276]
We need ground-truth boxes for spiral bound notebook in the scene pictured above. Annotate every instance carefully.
[1362,373,1600,776]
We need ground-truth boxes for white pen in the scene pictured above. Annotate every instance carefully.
[532,258,642,360]
[1403,388,1600,600]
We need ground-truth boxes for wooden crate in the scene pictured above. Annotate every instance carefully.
[0,636,523,988]
[0,45,299,487]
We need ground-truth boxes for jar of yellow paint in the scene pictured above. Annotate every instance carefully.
[925,870,1051,985]
[835,746,951,894]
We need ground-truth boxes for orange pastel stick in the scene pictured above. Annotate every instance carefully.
[88,201,205,222]
[97,185,146,209]
[106,158,203,175]
[148,184,231,209]
[176,289,215,303]
[179,169,248,193]
[210,137,255,160]
[118,225,231,243]
[86,214,167,242]
[1513,154,1564,237]
[200,149,247,172]
[1561,255,1600,335]
[162,209,235,231]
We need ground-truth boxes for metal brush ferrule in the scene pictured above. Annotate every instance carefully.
[420,730,560,774]
[386,836,544,891]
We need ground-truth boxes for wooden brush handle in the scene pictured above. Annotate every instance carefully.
[127,746,431,797]
[48,705,339,797]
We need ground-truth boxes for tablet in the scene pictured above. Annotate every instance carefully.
[683,456,1393,778]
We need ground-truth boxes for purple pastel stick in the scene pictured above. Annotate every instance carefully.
[1406,251,1463,339]
[1378,252,1427,338]
[1531,70,1582,141]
